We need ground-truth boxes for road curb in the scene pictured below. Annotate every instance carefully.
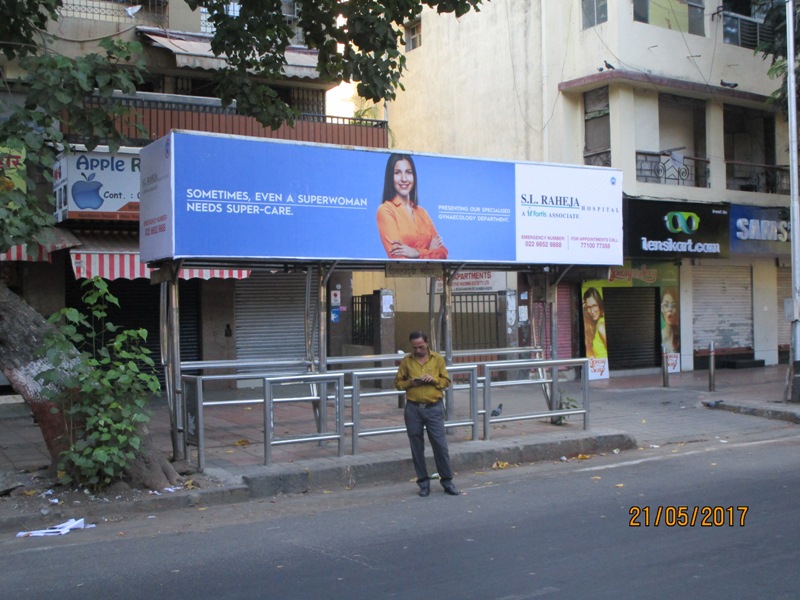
[2,428,634,534]
[717,402,800,424]
[239,428,636,497]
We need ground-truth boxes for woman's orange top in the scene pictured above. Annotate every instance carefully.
[376,198,448,259]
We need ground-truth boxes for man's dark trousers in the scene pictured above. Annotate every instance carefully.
[404,400,453,488]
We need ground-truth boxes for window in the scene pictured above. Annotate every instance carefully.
[405,20,422,51]
[582,0,608,29]
[201,1,305,45]
[722,1,774,50]
[633,0,705,36]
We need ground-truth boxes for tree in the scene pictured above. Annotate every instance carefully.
[0,0,485,488]
[756,0,797,112]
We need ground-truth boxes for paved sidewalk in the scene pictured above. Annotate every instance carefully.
[1,365,798,526]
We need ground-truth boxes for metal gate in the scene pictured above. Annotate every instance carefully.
[451,292,500,350]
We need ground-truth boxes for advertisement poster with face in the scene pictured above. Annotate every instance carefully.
[139,132,623,266]
[660,287,680,373]
[581,285,609,380]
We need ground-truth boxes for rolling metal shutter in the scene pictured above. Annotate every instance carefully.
[777,267,791,348]
[234,269,320,372]
[692,265,753,350]
[603,287,659,369]
[65,276,201,385]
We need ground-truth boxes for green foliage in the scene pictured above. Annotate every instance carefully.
[36,278,161,489]
[0,38,145,253]
[553,394,578,426]
[186,0,484,127]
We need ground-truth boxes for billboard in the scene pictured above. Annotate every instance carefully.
[139,131,623,265]
[54,148,141,222]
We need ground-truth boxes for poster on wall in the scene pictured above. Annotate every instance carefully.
[659,286,681,373]
[581,285,609,380]
[139,131,623,266]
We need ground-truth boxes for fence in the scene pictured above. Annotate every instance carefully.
[180,352,589,470]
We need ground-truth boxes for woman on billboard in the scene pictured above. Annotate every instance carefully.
[583,287,608,358]
[376,153,449,259]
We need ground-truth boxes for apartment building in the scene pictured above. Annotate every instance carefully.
[0,1,389,378]
[383,0,789,372]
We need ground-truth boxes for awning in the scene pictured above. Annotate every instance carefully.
[0,228,81,262]
[141,30,320,79]
[69,231,251,281]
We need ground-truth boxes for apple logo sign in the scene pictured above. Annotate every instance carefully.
[72,173,104,209]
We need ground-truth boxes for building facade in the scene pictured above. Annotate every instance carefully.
[384,0,790,371]
[1,1,389,386]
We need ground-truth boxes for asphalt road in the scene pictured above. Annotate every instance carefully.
[3,431,800,600]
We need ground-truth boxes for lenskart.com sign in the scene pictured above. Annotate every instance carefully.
[625,199,730,259]
[139,131,623,266]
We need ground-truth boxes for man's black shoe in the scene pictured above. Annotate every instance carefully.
[418,486,430,497]
[443,485,461,496]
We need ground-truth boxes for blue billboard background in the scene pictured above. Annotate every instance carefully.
[140,131,623,265]
[171,133,515,261]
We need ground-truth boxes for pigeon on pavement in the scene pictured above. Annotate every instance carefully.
[702,400,724,409]
[491,403,503,417]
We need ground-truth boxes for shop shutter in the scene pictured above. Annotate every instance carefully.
[692,265,753,350]
[777,267,791,348]
[234,269,320,373]
[557,283,573,359]
[65,276,201,385]
[603,287,659,369]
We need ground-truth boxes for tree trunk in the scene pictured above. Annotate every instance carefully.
[0,281,181,489]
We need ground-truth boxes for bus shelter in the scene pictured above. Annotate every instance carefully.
[140,131,623,459]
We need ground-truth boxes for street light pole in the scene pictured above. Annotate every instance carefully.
[786,0,800,402]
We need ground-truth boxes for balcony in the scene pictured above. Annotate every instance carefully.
[636,151,710,188]
[61,92,390,149]
[60,0,167,27]
[725,161,789,194]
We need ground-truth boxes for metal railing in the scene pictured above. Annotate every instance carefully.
[60,0,167,26]
[61,92,390,149]
[180,352,589,470]
[725,161,790,194]
[636,151,710,188]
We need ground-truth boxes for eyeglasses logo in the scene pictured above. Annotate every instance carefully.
[664,211,700,234]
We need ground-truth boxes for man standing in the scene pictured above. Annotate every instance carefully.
[395,331,460,497]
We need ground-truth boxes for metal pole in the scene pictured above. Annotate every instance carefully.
[786,0,800,402]
[661,345,670,387]
[443,267,455,422]
[708,341,716,392]
[168,276,186,461]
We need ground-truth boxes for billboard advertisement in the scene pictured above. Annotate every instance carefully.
[140,131,623,265]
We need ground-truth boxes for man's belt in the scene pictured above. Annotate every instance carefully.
[406,399,442,407]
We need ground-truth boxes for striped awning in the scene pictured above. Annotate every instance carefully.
[69,231,250,281]
[0,228,81,262]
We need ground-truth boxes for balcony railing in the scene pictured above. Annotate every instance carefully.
[636,151,710,188]
[61,92,389,149]
[583,149,611,168]
[725,161,789,194]
[723,12,774,50]
[60,0,167,27]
